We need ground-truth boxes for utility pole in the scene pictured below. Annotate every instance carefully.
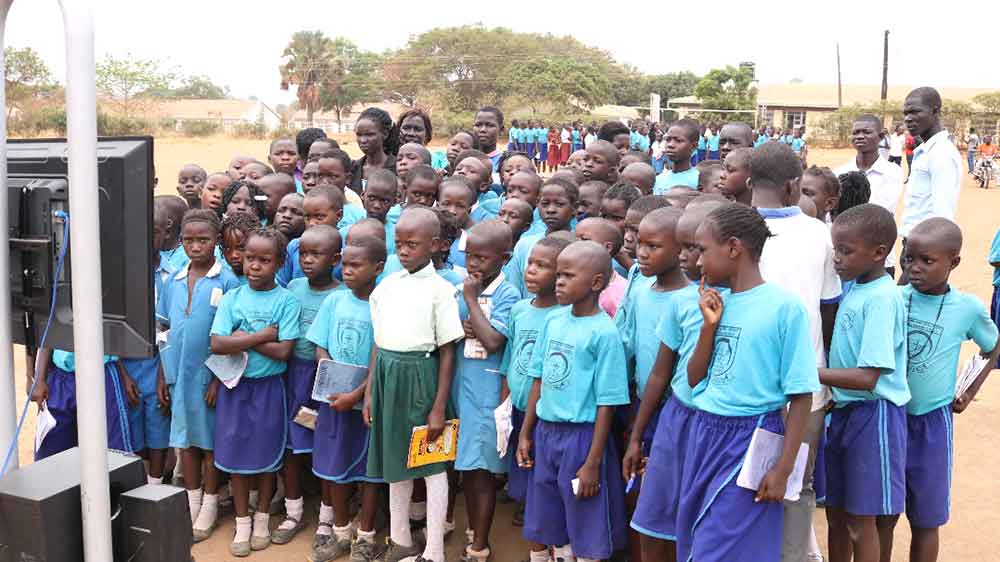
[881,30,889,121]
[836,42,843,109]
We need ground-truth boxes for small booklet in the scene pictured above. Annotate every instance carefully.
[955,353,989,399]
[205,352,248,389]
[293,406,318,430]
[311,359,368,410]
[736,427,809,502]
[35,402,57,454]
[407,419,460,468]
[494,396,513,457]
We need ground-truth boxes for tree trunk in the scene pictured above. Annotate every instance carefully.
[307,104,314,127]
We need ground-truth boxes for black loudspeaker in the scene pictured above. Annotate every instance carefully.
[119,484,193,562]
[0,448,146,562]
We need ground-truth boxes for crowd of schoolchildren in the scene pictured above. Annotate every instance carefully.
[24,103,999,562]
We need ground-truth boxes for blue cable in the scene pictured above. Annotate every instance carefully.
[1,210,70,475]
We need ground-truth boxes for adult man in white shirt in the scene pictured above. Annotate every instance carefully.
[888,124,906,165]
[899,87,963,284]
[835,113,905,276]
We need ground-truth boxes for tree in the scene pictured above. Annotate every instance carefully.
[279,30,335,126]
[319,38,383,129]
[499,57,612,114]
[96,54,173,118]
[692,65,757,122]
[145,75,229,99]
[4,46,53,119]
[645,72,699,104]
[973,92,1000,115]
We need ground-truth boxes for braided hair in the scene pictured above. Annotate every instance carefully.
[357,107,399,157]
[220,180,268,221]
[705,202,773,260]
[181,208,222,235]
[835,171,871,219]
[396,108,433,145]
[296,128,327,160]
[604,181,641,208]
[247,227,289,267]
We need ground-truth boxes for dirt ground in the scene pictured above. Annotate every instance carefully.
[10,139,1000,561]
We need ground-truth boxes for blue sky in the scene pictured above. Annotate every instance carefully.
[4,0,984,106]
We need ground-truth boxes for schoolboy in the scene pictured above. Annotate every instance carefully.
[749,143,842,561]
[577,180,611,222]
[396,142,433,182]
[654,119,701,194]
[582,140,621,183]
[676,198,727,283]
[517,241,630,562]
[358,168,398,254]
[885,218,998,562]
[452,220,520,562]
[274,193,305,241]
[696,160,724,194]
[619,195,672,295]
[599,121,632,158]
[473,106,505,175]
[821,204,910,562]
[202,172,229,213]
[258,172,298,225]
[801,166,842,224]
[439,176,478,269]
[177,164,207,208]
[599,182,641,234]
[269,138,299,177]
[277,186,346,287]
[718,121,755,161]
[620,162,656,196]
[719,148,752,205]
[504,178,579,298]
[227,154,255,181]
[156,195,190,270]
[498,198,534,243]
[575,217,627,317]
[364,207,466,562]
[317,149,366,213]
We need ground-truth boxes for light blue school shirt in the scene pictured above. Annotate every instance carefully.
[500,300,561,411]
[621,262,655,304]
[157,260,241,385]
[707,134,720,152]
[305,288,374,367]
[52,351,117,372]
[653,168,700,195]
[636,135,650,153]
[616,283,696,398]
[161,246,189,271]
[516,128,527,143]
[503,232,544,299]
[287,278,342,361]
[449,230,468,269]
[341,204,366,230]
[528,307,630,423]
[754,135,769,148]
[536,129,548,145]
[431,151,449,171]
[697,135,707,150]
[989,228,1000,286]
[509,127,521,144]
[525,128,538,143]
[829,275,910,406]
[655,284,706,406]
[386,204,403,226]
[691,283,820,416]
[154,254,174,306]
[210,284,301,378]
[903,285,998,415]
[629,131,640,149]
[571,129,581,144]
[339,219,395,256]
[790,137,806,154]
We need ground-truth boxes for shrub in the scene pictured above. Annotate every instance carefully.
[180,119,221,137]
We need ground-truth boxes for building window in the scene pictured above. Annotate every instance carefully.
[759,108,774,126]
[785,111,806,130]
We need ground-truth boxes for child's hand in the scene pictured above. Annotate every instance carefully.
[156,374,171,411]
[463,275,484,301]
[516,436,533,469]
[953,391,973,414]
[260,325,279,343]
[575,461,600,499]
[698,278,723,327]
[120,373,141,408]
[462,319,476,340]
[621,440,645,481]
[204,379,220,408]
[426,407,446,442]
[30,379,48,408]
[755,468,789,503]
[329,392,359,412]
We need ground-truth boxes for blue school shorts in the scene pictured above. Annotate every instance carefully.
[285,357,319,453]
[121,356,170,451]
[676,409,784,562]
[313,402,381,484]
[631,397,695,541]
[523,420,627,560]
[506,406,530,502]
[214,375,287,474]
[906,405,953,527]
[825,399,906,516]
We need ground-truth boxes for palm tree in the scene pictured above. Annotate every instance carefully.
[279,31,335,126]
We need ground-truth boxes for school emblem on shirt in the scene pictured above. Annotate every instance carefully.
[514,330,538,377]
[543,340,574,390]
[837,311,856,334]
[336,319,369,364]
[907,319,942,376]
[707,325,741,384]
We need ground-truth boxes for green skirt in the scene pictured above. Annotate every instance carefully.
[366,349,453,483]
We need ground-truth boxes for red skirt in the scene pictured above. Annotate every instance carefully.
[559,143,571,164]
[548,143,562,167]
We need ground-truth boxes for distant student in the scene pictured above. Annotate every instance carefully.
[452,220,520,562]
[395,142,433,186]
[227,154,255,181]
[271,226,343,547]
[273,193,305,241]
[546,126,561,173]
[473,106,505,176]
[220,180,268,222]
[317,148,366,214]
[821,204,909,562]
[268,138,299,180]
[621,162,657,196]
[560,125,573,165]
[439,176,478,269]
[201,173,229,213]
[277,186,348,287]
[157,195,190,270]
[577,180,611,222]
[306,236,386,562]
[356,168,398,254]
[706,124,720,160]
[600,181,642,234]
[499,198,534,244]
[156,210,241,541]
[696,160,724,194]
[620,207,695,562]
[257,173,297,226]
[210,228,301,556]
[575,217,627,317]
[718,148,752,205]
[800,166,842,224]
[654,119,701,194]
[695,127,707,164]
[177,164,207,208]
[242,161,273,184]
[517,241,630,562]
[680,203,819,562]
[620,195,672,289]
[364,207,466,562]
[444,130,480,174]
[882,218,998,562]
[583,140,621,184]
[220,212,259,285]
[504,178,579,298]
[509,120,521,152]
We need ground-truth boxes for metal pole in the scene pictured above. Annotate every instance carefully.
[881,30,889,119]
[0,0,18,476]
[57,2,114,560]
[836,42,843,109]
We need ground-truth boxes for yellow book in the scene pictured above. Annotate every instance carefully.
[407,419,460,468]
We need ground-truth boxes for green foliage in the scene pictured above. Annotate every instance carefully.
[96,54,174,118]
[230,121,267,139]
[815,101,903,146]
[96,112,153,136]
[319,38,384,126]
[693,66,757,120]
[8,106,66,135]
[498,57,612,114]
[973,92,1000,115]
[4,47,54,118]
[279,30,335,125]
[146,75,230,99]
[611,69,699,107]
[180,120,221,137]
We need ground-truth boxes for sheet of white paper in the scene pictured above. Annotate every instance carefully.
[736,427,809,501]
[35,402,57,453]
[956,353,989,399]
[494,396,513,457]
[205,352,248,389]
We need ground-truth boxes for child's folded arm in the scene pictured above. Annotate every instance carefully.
[253,339,294,361]
[818,367,880,391]
[210,326,276,355]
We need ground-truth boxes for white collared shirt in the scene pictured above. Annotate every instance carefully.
[900,130,962,237]
[836,155,905,267]
[369,261,465,352]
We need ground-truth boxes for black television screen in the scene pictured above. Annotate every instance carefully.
[6,136,155,358]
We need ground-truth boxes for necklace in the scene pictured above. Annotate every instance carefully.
[906,287,948,329]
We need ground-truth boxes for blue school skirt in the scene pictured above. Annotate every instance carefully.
[313,403,381,484]
[122,356,170,451]
[214,375,287,474]
[285,357,319,453]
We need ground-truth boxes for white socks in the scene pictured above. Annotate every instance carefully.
[193,493,218,532]
[422,472,448,562]
[187,488,203,525]
[334,523,353,542]
[252,511,270,539]
[388,480,415,547]
[809,524,822,555]
[529,549,551,562]
[147,476,163,485]
[234,516,252,543]
[357,528,376,544]
[316,502,334,536]
[553,544,574,562]
[277,497,304,531]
